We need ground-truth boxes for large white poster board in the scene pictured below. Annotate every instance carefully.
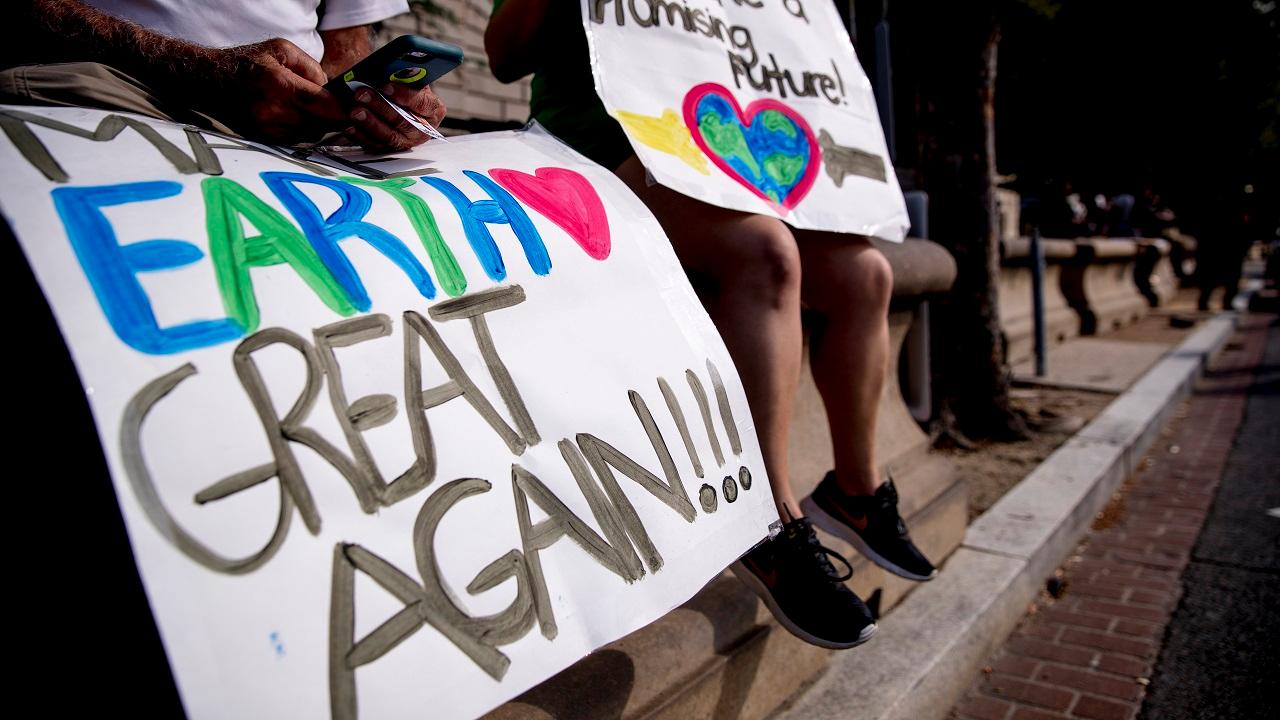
[0,105,778,719]
[583,0,909,240]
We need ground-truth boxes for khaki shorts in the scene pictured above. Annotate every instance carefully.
[0,62,236,135]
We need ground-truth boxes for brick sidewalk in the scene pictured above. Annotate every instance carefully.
[948,315,1273,720]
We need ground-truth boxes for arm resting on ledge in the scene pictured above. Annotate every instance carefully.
[4,1,444,150]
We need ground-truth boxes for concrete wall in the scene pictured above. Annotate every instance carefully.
[377,2,532,127]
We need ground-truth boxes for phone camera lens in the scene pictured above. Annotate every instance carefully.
[390,67,428,84]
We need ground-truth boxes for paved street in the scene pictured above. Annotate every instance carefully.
[1140,316,1279,719]
[951,313,1278,720]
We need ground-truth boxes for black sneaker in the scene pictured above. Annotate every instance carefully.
[802,473,938,581]
[731,517,877,649]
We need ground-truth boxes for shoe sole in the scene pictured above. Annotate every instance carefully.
[800,496,939,582]
[730,560,878,650]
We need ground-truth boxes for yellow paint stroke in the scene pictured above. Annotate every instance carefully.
[615,108,710,175]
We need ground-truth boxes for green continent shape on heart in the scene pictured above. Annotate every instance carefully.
[759,110,798,139]
[763,152,805,190]
[698,113,761,178]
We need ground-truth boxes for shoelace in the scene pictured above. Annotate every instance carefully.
[817,544,855,583]
[792,524,855,583]
[875,478,900,507]
[875,480,909,538]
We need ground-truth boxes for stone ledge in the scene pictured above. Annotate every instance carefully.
[999,237,1083,364]
[873,238,957,300]
[1001,236,1079,264]
[1060,238,1148,335]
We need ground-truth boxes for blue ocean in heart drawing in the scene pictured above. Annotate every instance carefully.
[683,86,820,211]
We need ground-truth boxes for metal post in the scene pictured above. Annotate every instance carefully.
[1030,226,1048,377]
[904,191,932,422]
[874,14,896,163]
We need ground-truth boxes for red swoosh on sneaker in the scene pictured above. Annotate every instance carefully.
[747,557,780,588]
[824,498,869,532]
[760,566,780,587]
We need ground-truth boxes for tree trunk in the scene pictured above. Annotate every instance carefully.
[920,13,1028,442]
[975,24,1028,439]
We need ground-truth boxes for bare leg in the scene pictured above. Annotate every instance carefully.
[796,231,894,496]
[614,157,806,518]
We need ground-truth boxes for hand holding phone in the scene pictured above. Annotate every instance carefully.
[327,35,463,150]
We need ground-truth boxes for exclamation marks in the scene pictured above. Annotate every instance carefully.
[655,359,751,515]
[658,377,703,478]
[706,359,743,456]
[686,369,725,467]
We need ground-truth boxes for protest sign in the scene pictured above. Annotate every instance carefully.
[583,0,909,240]
[0,105,778,719]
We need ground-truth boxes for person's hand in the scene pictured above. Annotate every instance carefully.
[385,83,447,128]
[342,83,448,152]
[209,38,348,144]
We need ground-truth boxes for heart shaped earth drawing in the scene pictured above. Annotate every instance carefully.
[682,83,821,214]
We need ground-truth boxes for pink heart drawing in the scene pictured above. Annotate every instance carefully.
[489,167,611,260]
[682,82,821,214]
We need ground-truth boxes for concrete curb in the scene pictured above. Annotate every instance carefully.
[774,313,1238,720]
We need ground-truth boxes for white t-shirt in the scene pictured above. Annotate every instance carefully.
[87,0,409,62]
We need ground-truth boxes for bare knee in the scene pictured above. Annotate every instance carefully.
[718,222,801,309]
[852,249,894,309]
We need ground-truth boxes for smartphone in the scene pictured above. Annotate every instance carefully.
[326,35,464,102]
